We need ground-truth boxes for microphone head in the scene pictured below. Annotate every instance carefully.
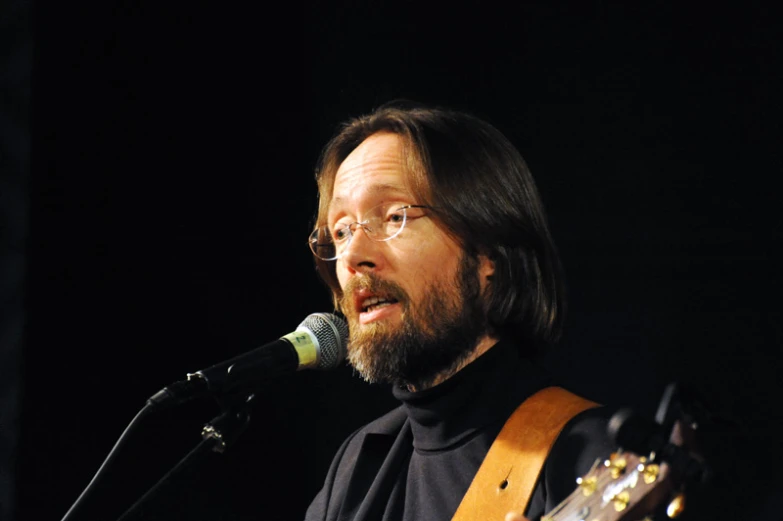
[298,313,349,370]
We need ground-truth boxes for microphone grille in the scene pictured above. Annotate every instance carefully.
[299,312,348,370]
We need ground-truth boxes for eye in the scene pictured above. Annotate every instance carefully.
[333,225,351,241]
[386,207,406,223]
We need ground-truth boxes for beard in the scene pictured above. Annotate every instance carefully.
[338,252,489,390]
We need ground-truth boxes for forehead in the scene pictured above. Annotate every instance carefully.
[330,133,414,208]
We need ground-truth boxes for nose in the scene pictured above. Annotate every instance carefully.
[340,224,383,274]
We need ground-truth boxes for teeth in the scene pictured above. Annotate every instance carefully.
[361,296,389,311]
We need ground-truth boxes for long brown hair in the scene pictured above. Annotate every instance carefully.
[312,100,566,350]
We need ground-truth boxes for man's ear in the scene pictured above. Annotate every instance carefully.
[478,252,495,289]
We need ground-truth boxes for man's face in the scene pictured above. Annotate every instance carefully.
[328,132,495,389]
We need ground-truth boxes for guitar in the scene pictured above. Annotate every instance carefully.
[541,450,682,521]
[541,395,707,521]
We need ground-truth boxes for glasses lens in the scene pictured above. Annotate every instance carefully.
[308,203,415,260]
[309,227,337,260]
[365,203,407,242]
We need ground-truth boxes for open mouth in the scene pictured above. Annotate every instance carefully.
[360,295,400,313]
[345,282,405,324]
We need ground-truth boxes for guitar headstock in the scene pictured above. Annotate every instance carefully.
[542,450,683,521]
[543,383,710,521]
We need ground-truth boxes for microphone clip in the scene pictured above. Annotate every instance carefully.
[201,393,256,453]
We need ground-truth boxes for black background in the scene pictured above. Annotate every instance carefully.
[13,1,782,520]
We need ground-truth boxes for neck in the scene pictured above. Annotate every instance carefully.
[406,334,499,392]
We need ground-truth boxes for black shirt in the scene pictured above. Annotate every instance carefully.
[305,340,615,521]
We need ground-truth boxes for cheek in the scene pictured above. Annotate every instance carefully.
[408,236,462,275]
[335,261,350,290]
[404,248,460,289]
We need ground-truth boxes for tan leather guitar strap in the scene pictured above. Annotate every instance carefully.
[451,386,599,521]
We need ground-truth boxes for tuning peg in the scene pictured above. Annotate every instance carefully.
[636,462,661,484]
[610,491,630,512]
[667,492,686,518]
[604,453,627,479]
[575,475,597,496]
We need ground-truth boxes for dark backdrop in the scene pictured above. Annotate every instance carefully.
[13,2,781,521]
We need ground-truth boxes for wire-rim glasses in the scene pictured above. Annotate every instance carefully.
[309,203,430,261]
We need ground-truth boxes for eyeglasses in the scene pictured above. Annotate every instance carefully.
[309,202,431,261]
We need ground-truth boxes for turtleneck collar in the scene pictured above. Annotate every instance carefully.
[391,339,551,452]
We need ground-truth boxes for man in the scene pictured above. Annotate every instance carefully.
[304,101,614,521]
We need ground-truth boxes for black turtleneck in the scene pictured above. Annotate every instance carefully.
[304,340,615,521]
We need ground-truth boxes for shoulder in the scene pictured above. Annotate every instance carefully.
[549,404,617,468]
[542,402,619,507]
[304,405,407,521]
[361,404,408,435]
[326,404,408,471]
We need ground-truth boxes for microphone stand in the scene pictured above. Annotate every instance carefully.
[116,393,256,521]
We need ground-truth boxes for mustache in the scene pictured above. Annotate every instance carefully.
[340,274,408,313]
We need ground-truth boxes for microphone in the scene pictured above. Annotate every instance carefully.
[148,312,348,409]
